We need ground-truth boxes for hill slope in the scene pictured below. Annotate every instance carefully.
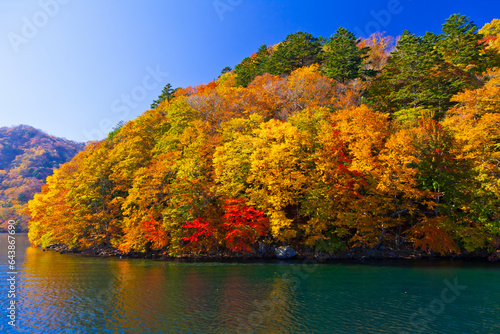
[0,125,85,231]
[27,15,500,258]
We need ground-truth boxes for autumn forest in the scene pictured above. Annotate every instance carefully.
[27,15,500,258]
[0,125,84,232]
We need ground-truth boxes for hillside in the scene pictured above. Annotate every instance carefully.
[28,15,500,258]
[0,125,85,231]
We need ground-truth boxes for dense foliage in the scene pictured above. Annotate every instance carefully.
[0,125,84,231]
[28,15,500,256]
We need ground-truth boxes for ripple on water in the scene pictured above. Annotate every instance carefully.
[1,235,500,333]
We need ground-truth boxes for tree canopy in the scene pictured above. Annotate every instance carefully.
[0,125,84,231]
[27,16,500,258]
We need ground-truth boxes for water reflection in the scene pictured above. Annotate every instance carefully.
[3,238,299,333]
[0,234,499,333]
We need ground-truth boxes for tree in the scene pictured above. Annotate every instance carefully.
[267,31,322,75]
[322,27,371,82]
[367,30,461,118]
[479,19,500,67]
[151,83,177,109]
[358,32,395,72]
[294,107,362,248]
[221,199,269,252]
[119,151,179,253]
[441,69,500,250]
[213,115,263,200]
[107,121,124,141]
[141,216,168,250]
[220,66,232,76]
[246,120,308,241]
[234,45,270,87]
[437,14,488,73]
[182,218,217,253]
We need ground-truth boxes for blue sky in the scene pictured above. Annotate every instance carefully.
[1,0,498,142]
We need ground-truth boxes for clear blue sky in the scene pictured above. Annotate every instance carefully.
[1,0,498,142]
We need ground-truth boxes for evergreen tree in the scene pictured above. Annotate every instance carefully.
[107,121,124,141]
[437,14,486,73]
[367,30,459,118]
[151,83,176,109]
[267,31,322,75]
[234,45,269,86]
[322,27,371,82]
[220,66,232,76]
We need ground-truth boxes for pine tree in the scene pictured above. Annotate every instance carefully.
[437,14,486,73]
[220,66,232,75]
[322,27,370,82]
[151,83,176,109]
[234,44,269,86]
[367,30,459,118]
[267,31,322,75]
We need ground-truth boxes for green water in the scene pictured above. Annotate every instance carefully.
[0,234,499,333]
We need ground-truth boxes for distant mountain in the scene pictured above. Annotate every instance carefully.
[0,125,85,232]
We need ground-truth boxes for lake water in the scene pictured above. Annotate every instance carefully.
[0,234,499,333]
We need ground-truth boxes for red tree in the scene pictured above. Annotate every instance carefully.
[222,199,269,252]
[182,218,216,243]
[141,216,168,249]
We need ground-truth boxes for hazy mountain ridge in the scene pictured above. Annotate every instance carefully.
[0,124,85,231]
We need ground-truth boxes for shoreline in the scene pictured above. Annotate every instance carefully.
[43,243,500,264]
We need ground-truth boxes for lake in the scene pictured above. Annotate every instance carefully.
[0,233,499,333]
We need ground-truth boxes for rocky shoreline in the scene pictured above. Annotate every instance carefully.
[43,243,500,263]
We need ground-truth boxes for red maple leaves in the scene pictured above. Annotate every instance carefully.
[142,216,168,249]
[221,199,269,252]
[182,199,269,253]
[182,218,215,243]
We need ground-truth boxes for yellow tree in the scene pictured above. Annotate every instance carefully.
[479,19,500,63]
[327,105,431,249]
[161,119,221,253]
[119,151,179,253]
[213,114,264,200]
[28,152,85,248]
[247,119,308,241]
[63,141,121,248]
[442,69,500,249]
[295,107,363,248]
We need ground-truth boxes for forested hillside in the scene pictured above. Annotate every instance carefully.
[28,15,500,257]
[0,125,85,231]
